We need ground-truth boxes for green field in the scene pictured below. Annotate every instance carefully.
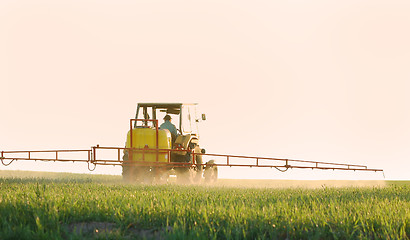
[0,171,408,239]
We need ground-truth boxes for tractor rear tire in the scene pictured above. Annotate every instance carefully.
[122,153,134,182]
[122,165,132,182]
[192,169,203,184]
[175,167,194,184]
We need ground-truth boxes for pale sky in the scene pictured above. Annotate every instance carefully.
[1,0,409,180]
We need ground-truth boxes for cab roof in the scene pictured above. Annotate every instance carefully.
[137,103,197,108]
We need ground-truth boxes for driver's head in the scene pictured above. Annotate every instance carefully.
[163,115,172,121]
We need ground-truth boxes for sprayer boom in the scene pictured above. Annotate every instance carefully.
[1,146,384,174]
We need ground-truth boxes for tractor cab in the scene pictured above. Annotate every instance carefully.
[134,103,206,147]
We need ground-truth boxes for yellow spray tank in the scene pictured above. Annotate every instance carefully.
[125,127,172,162]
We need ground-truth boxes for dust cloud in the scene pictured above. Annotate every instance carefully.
[0,170,121,183]
[210,179,387,189]
[0,170,388,188]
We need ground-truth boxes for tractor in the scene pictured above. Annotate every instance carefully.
[121,103,217,183]
[0,103,384,181]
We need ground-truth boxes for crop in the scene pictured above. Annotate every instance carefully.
[0,172,408,239]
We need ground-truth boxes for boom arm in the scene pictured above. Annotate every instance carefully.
[1,146,384,175]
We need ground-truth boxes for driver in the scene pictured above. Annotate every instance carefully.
[160,115,178,142]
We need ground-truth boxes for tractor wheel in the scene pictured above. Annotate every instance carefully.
[122,153,133,182]
[204,160,218,183]
[122,165,132,182]
[192,168,203,184]
[193,149,203,184]
[122,152,144,183]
